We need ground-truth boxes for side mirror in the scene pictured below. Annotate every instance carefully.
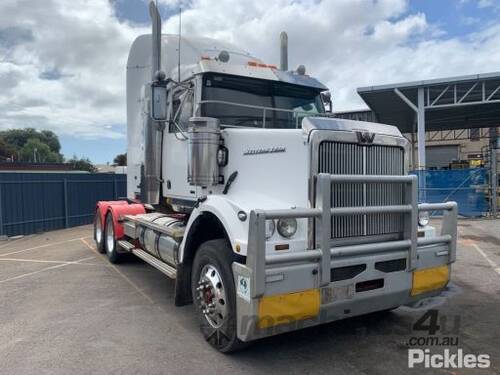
[321,91,332,113]
[151,84,167,121]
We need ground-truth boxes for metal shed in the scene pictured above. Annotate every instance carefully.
[354,72,500,215]
[357,72,500,167]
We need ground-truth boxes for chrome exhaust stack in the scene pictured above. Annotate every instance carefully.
[280,31,288,71]
[142,0,164,205]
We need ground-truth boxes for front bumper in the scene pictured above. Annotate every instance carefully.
[234,173,457,342]
[233,242,453,342]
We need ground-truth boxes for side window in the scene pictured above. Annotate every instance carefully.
[170,89,194,133]
[179,91,193,130]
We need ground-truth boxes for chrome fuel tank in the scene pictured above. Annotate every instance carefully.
[137,214,185,266]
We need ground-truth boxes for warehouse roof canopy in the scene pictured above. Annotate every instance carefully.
[357,72,500,133]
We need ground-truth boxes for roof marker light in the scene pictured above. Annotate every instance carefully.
[247,61,277,69]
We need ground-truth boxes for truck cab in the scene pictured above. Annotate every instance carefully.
[94,1,457,353]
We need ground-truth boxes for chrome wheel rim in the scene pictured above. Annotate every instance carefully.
[95,214,102,244]
[196,264,227,329]
[106,217,114,254]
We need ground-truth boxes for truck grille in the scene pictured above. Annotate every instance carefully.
[318,141,405,240]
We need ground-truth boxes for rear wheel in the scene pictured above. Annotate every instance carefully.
[104,212,122,264]
[191,239,246,353]
[94,212,105,254]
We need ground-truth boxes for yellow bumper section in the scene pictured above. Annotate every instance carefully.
[411,265,449,296]
[258,289,320,329]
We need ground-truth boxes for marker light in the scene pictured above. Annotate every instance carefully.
[247,61,276,69]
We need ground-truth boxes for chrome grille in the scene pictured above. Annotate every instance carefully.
[318,141,405,240]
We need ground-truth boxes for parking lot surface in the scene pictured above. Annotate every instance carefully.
[0,220,499,374]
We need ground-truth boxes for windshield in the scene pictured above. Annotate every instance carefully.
[201,73,324,129]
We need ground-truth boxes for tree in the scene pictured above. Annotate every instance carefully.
[39,130,61,153]
[0,136,16,160]
[18,138,63,163]
[113,153,127,166]
[66,155,98,173]
[0,128,63,160]
[0,128,38,150]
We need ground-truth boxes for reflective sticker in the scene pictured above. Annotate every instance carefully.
[237,275,251,302]
[258,289,320,329]
[411,265,449,296]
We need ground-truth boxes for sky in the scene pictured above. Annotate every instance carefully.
[0,0,499,164]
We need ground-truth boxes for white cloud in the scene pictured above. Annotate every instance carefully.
[478,0,495,8]
[0,0,146,139]
[0,0,499,140]
[158,0,500,110]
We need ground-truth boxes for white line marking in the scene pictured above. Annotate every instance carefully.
[0,256,95,284]
[0,235,35,250]
[472,243,500,275]
[0,257,103,266]
[0,237,87,257]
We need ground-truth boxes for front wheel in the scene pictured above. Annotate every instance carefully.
[191,239,246,353]
[104,212,123,264]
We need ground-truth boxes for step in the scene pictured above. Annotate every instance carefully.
[131,248,177,279]
[117,239,135,252]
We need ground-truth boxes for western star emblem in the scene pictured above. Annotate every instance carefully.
[356,131,375,144]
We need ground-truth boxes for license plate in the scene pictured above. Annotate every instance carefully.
[321,284,355,304]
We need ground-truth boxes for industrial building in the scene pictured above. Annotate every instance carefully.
[336,72,500,217]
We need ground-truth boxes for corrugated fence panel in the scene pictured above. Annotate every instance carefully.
[0,173,127,236]
[412,168,489,217]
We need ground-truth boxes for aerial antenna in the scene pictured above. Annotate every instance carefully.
[178,6,182,82]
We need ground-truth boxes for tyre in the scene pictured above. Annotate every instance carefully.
[94,211,105,254]
[104,212,122,264]
[191,239,246,353]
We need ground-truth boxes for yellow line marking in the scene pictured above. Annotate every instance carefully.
[80,237,99,255]
[0,237,87,257]
[458,238,476,246]
[80,238,156,305]
[472,243,500,275]
[0,256,95,284]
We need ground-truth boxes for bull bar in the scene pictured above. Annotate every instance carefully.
[246,173,458,299]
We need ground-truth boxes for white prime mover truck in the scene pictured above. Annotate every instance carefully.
[94,1,457,352]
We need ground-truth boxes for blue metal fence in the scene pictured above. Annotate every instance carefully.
[0,169,489,236]
[0,173,126,236]
[413,168,489,217]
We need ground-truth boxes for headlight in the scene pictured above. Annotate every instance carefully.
[265,220,276,239]
[418,211,429,227]
[277,218,297,238]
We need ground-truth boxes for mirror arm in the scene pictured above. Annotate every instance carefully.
[170,88,192,141]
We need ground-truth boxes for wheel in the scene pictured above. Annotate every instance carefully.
[191,239,246,353]
[104,212,122,264]
[94,211,105,254]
